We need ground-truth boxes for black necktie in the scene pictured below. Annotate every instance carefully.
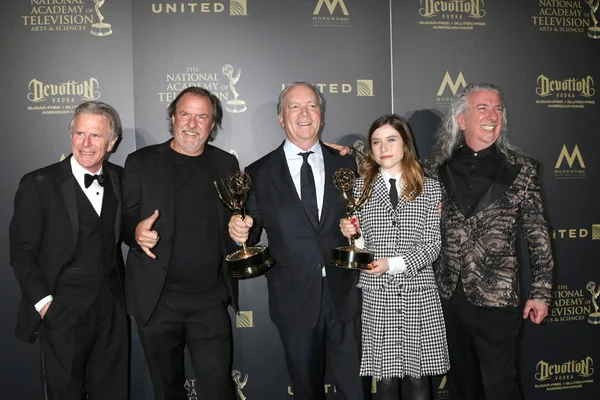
[84,173,107,188]
[389,178,398,208]
[299,151,319,228]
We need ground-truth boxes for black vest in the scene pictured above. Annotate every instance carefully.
[54,180,122,311]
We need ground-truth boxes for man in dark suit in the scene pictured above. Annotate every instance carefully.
[425,83,554,400]
[9,101,128,400]
[229,82,367,400]
[121,87,238,400]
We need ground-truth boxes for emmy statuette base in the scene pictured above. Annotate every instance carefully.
[227,245,273,279]
[587,26,600,39]
[331,246,374,270]
[225,100,247,113]
[91,23,113,36]
[588,312,600,325]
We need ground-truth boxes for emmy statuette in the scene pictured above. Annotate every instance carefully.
[215,171,273,279]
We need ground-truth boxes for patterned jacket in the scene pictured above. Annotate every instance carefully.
[355,174,442,291]
[430,150,553,307]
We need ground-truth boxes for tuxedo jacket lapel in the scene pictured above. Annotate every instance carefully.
[59,156,79,254]
[104,163,122,244]
[470,161,522,217]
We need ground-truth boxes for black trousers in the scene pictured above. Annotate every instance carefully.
[276,278,369,400]
[137,290,234,400]
[441,280,521,400]
[40,285,129,400]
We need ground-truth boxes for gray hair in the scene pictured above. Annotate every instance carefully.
[276,81,326,116]
[426,82,520,172]
[69,101,121,141]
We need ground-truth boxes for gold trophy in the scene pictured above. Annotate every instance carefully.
[586,0,600,39]
[215,171,273,279]
[586,281,600,324]
[331,168,375,269]
[222,64,247,113]
[90,0,113,36]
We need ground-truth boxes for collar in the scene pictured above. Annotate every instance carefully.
[380,168,402,183]
[458,143,496,160]
[283,139,323,160]
[70,156,103,183]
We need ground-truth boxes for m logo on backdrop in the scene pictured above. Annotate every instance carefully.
[312,0,350,27]
[27,77,101,115]
[554,144,586,179]
[436,71,466,106]
[531,0,599,39]
[535,75,595,109]
[418,0,487,31]
[236,311,254,328]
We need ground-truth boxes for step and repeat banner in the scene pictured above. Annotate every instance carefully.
[0,1,598,399]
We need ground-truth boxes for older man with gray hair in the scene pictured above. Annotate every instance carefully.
[10,101,128,400]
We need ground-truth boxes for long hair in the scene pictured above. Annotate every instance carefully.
[166,87,223,142]
[425,82,520,172]
[360,114,424,201]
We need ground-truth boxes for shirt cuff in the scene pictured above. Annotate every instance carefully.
[34,295,53,314]
[387,256,406,275]
[354,235,365,249]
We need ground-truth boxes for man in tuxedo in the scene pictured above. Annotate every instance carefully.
[229,82,367,400]
[9,101,128,399]
[425,83,554,400]
[121,87,238,400]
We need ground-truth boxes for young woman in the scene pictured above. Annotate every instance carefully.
[340,114,449,400]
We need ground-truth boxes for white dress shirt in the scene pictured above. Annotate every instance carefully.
[283,139,326,275]
[355,169,407,275]
[35,157,106,314]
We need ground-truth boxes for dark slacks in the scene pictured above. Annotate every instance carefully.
[441,280,521,400]
[276,278,368,400]
[137,290,234,400]
[40,285,129,400]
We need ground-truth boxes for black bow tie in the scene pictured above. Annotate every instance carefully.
[84,173,108,188]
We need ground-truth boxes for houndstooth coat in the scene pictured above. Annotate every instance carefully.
[354,174,450,380]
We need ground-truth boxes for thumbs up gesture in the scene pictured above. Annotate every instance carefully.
[135,209,160,259]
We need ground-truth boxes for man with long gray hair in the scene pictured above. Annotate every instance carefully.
[10,101,128,399]
[425,83,554,400]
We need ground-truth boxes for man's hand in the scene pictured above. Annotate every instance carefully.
[323,142,352,156]
[229,214,253,243]
[523,300,548,324]
[135,210,160,259]
[364,259,390,277]
[339,216,360,239]
[40,301,52,319]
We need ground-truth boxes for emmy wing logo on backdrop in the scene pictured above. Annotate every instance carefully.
[586,281,600,324]
[535,75,595,109]
[27,77,101,115]
[418,0,486,30]
[436,71,467,107]
[545,282,595,323]
[312,0,350,27]
[534,356,595,392]
[531,0,598,38]
[21,0,114,35]
[222,64,247,113]
[232,370,248,400]
[90,0,112,36]
[554,144,586,179]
